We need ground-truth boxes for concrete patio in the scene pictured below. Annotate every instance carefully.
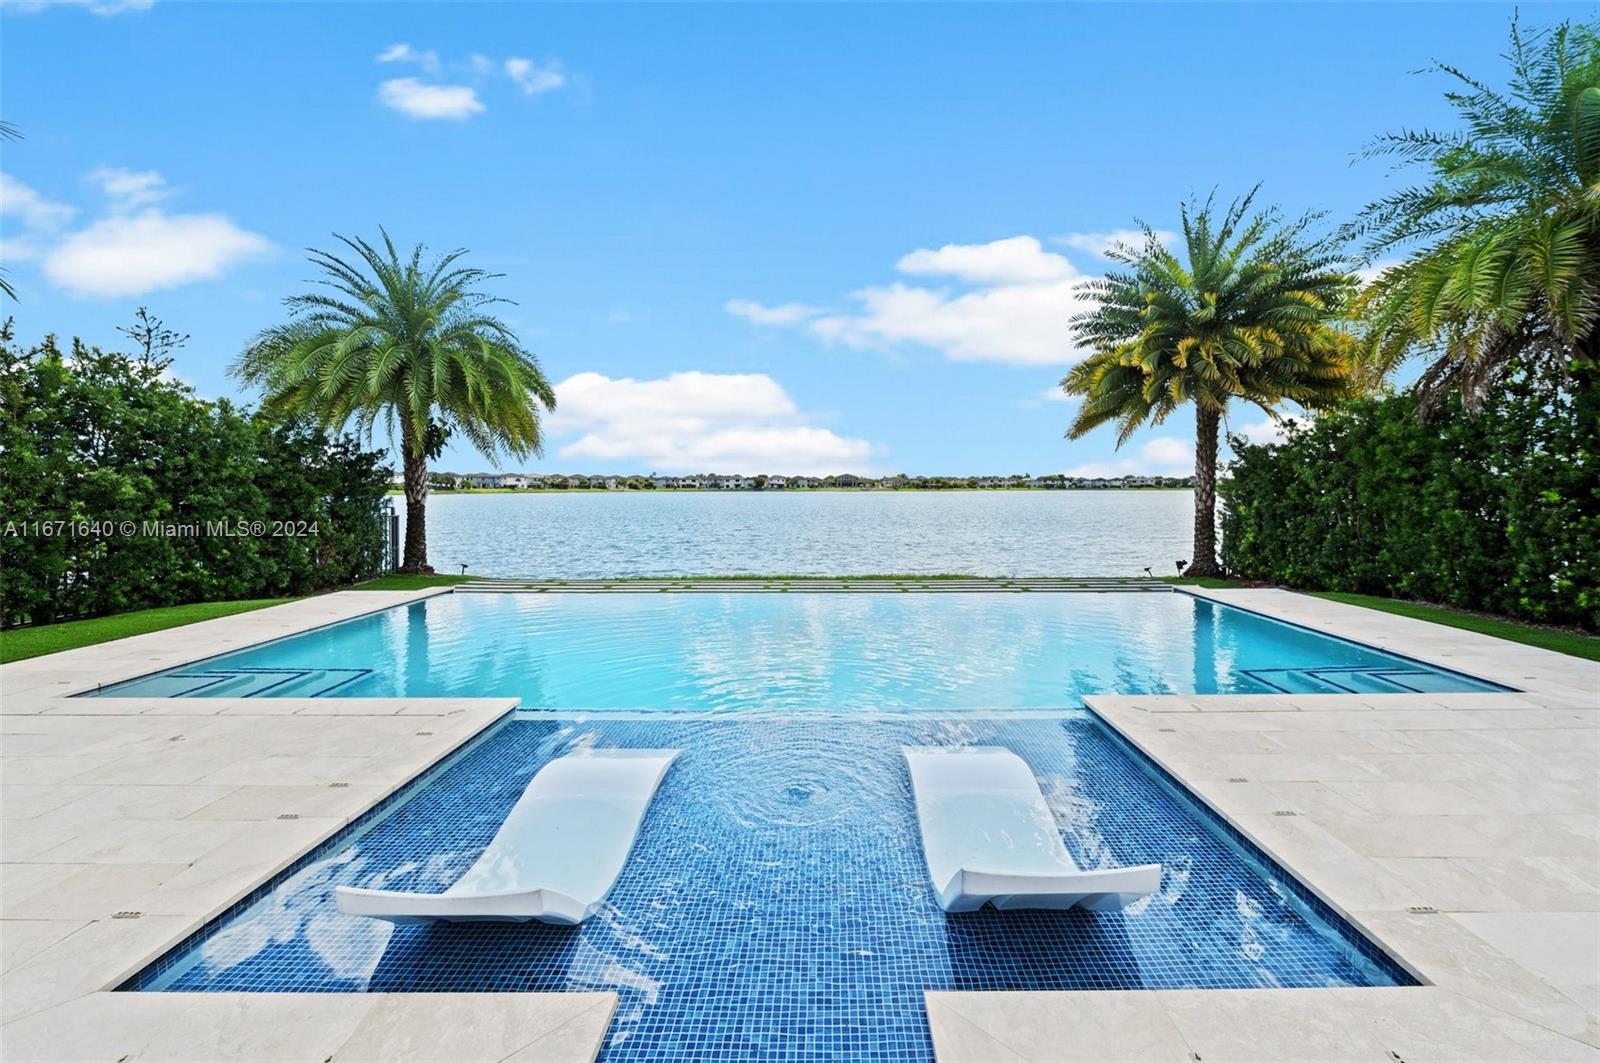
[1,586,1595,1061]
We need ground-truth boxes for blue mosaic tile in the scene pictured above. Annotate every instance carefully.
[126,713,1416,1060]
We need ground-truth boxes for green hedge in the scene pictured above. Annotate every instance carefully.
[0,324,391,628]
[1220,358,1599,630]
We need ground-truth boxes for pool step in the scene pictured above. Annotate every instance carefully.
[454,578,1174,594]
[97,666,374,698]
[1241,666,1495,695]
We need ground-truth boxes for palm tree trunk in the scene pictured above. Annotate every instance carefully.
[1184,405,1222,578]
[399,418,432,574]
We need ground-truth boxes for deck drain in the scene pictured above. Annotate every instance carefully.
[112,911,142,919]
[1272,810,1298,816]
[414,730,434,736]
[328,782,349,788]
[167,735,185,742]
[1227,776,1248,782]
[1158,727,1177,733]
[277,813,300,820]
[1407,905,1440,914]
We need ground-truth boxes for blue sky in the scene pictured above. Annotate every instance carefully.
[1,2,1581,476]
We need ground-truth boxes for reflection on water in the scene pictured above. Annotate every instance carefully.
[96,592,1486,709]
[144,716,1412,1061]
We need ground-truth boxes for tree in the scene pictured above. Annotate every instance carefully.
[1347,17,1600,413]
[117,307,190,369]
[1063,189,1359,577]
[233,232,556,571]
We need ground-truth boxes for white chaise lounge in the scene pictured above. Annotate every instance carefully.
[335,748,680,926]
[903,746,1161,913]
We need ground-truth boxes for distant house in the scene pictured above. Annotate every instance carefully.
[835,474,862,488]
[976,477,1002,488]
[463,473,503,488]
[605,477,622,490]
[723,476,752,490]
[765,476,788,489]
[568,475,590,488]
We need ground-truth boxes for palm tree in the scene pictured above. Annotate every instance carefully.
[234,232,556,572]
[1346,18,1600,413]
[1063,190,1359,577]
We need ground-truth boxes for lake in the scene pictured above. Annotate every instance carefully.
[403,489,1194,578]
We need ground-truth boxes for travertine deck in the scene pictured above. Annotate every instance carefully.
[3,586,1596,1061]
[930,589,1600,1061]
[0,590,615,1061]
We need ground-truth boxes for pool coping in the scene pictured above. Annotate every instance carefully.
[929,589,1598,1061]
[2,586,1596,1061]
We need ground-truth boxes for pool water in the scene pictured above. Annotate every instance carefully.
[90,591,1501,706]
[115,590,1465,1059]
[126,713,1417,1061]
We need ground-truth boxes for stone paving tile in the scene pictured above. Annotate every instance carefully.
[0,590,607,1060]
[4,585,1597,1061]
[936,589,1598,1061]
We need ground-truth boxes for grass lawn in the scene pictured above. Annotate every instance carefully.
[0,598,293,664]
[1307,591,1600,663]
[1161,577,1599,662]
[352,573,481,590]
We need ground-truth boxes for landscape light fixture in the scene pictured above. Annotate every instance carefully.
[459,563,469,576]
[1143,567,1153,578]
[1175,561,1186,574]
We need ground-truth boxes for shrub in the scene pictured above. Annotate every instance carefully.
[1220,357,1599,630]
[0,322,390,627]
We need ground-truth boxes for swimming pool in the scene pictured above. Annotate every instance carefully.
[125,712,1418,1060]
[90,590,1503,705]
[113,590,1462,1059]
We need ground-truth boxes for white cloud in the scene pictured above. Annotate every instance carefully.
[1038,386,1073,403]
[897,235,1074,284]
[370,47,570,119]
[44,210,271,297]
[547,371,876,475]
[1064,436,1194,478]
[1232,416,1298,446]
[725,298,823,326]
[377,78,484,120]
[0,173,77,232]
[2,0,153,14]
[87,166,168,210]
[5,167,269,297]
[505,57,565,95]
[1056,229,1174,257]
[811,274,1092,366]
[376,43,440,73]
[733,235,1096,366]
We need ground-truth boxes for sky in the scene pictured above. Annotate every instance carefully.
[1,1,1584,477]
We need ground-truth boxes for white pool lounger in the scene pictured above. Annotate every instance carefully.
[903,746,1161,913]
[335,748,680,926]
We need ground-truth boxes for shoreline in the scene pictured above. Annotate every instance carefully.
[387,486,1197,496]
